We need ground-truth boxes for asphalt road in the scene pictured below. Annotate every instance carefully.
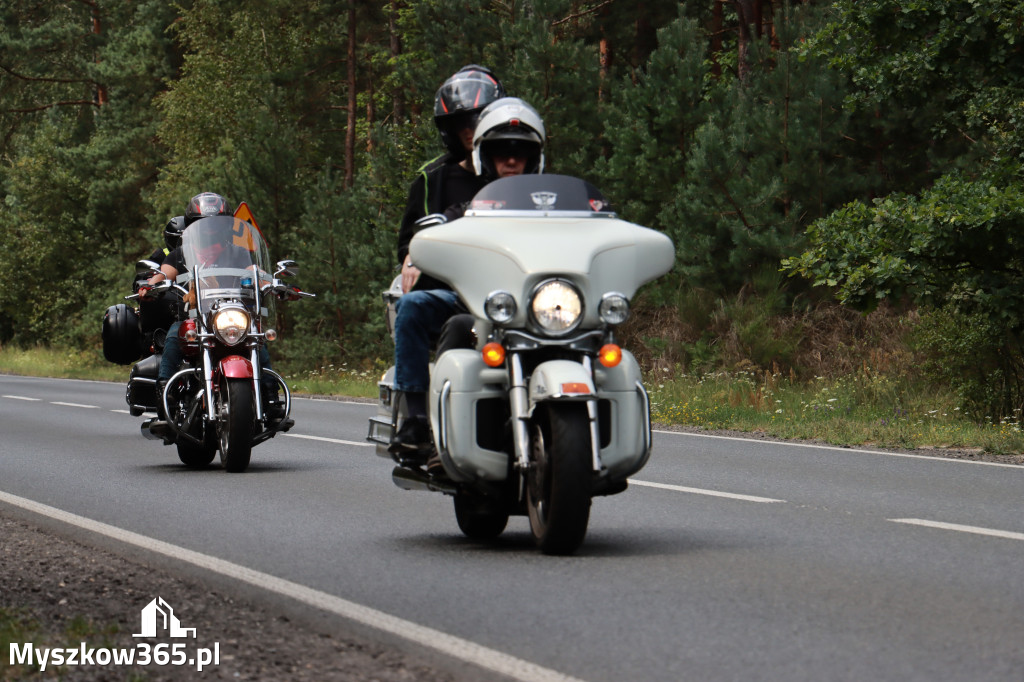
[2,374,1023,681]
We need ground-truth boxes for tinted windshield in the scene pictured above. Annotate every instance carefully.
[178,215,272,315]
[465,174,614,215]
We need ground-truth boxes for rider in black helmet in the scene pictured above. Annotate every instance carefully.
[397,65,506,295]
[389,65,506,461]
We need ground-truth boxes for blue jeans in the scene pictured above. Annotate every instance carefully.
[393,289,465,393]
[159,321,274,394]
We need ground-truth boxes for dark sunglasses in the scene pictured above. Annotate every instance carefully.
[486,140,535,160]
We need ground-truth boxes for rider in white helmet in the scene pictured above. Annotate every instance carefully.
[389,98,547,466]
[471,97,545,182]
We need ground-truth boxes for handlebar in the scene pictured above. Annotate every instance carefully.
[125,279,185,301]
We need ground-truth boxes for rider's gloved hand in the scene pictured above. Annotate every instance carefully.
[278,285,303,301]
[137,285,152,300]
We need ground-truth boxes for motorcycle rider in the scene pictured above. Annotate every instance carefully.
[135,216,186,351]
[390,97,546,460]
[397,64,506,296]
[141,193,287,429]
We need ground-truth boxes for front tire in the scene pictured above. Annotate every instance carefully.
[176,430,217,467]
[453,494,509,540]
[169,377,216,467]
[527,403,592,555]
[218,378,254,473]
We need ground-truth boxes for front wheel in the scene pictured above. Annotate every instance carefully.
[453,494,509,540]
[526,403,592,555]
[176,430,217,467]
[218,378,255,473]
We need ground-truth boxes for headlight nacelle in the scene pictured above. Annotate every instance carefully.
[213,307,250,346]
[530,280,583,335]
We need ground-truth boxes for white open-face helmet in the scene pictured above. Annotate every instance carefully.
[472,97,545,181]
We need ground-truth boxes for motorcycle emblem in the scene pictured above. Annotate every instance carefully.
[531,192,558,210]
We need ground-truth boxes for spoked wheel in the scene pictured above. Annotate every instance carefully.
[453,494,509,540]
[218,378,255,473]
[526,403,592,555]
[170,378,216,467]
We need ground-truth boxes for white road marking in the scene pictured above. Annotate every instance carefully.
[283,433,373,447]
[110,409,135,414]
[50,401,99,409]
[628,479,785,503]
[0,490,586,682]
[655,430,1024,469]
[890,518,1024,542]
[2,395,41,401]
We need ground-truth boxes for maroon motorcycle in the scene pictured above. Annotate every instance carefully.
[124,215,313,472]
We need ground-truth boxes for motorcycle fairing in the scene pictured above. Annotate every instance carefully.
[429,349,511,482]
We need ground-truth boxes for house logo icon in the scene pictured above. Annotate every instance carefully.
[132,597,197,638]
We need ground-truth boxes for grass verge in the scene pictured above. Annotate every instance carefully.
[648,368,1024,456]
[2,346,1021,456]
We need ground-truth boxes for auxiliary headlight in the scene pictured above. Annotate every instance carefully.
[530,280,583,335]
[598,293,630,325]
[213,307,250,346]
[485,290,517,324]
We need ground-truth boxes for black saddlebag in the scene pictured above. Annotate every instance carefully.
[102,303,142,365]
[126,353,161,414]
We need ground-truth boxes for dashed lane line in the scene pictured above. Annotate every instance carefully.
[655,429,1023,469]
[50,401,100,409]
[282,433,374,447]
[0,490,587,682]
[890,518,1024,542]
[2,394,41,401]
[628,479,785,503]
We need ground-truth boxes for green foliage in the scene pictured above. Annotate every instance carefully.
[784,174,1024,321]
[3,0,1020,415]
[782,0,1024,421]
[914,305,1024,422]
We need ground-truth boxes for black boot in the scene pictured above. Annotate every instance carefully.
[388,415,431,463]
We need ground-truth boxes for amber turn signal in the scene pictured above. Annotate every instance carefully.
[599,343,622,368]
[482,342,506,367]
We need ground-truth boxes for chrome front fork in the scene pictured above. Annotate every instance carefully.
[509,352,602,474]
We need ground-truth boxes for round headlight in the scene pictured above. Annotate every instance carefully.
[598,293,630,325]
[213,308,250,346]
[531,280,583,334]
[485,290,517,324]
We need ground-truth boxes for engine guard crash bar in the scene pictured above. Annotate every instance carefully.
[163,367,292,447]
[636,379,653,465]
[163,367,205,447]
[251,368,292,445]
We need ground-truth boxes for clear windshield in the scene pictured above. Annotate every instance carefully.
[177,215,273,317]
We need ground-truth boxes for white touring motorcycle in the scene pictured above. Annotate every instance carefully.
[368,175,674,554]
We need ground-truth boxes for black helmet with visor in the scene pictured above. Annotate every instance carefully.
[433,65,505,161]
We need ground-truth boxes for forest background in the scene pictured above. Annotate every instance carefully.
[2,0,1023,431]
